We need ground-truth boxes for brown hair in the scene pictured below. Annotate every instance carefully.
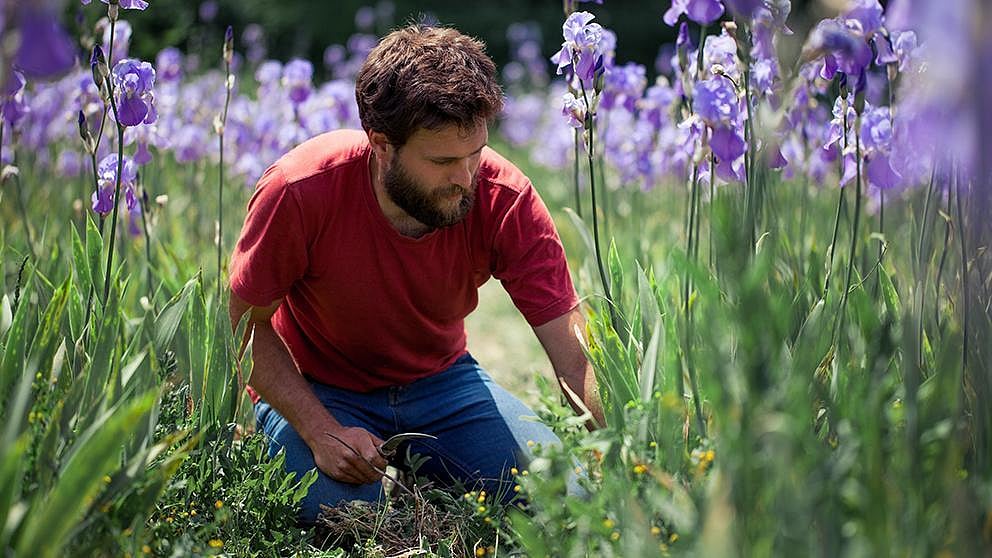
[355,23,504,146]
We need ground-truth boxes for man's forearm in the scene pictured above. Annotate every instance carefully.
[249,321,344,446]
[558,353,606,429]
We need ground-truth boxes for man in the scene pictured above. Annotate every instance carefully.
[229,23,604,526]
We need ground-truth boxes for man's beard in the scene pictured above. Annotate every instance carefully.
[383,158,476,230]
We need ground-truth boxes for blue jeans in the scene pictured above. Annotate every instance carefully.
[254,353,564,525]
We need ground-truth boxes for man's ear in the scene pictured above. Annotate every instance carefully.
[367,130,392,158]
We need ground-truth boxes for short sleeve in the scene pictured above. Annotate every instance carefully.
[229,165,309,306]
[492,184,579,327]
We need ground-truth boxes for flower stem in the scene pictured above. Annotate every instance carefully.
[139,175,154,298]
[954,166,968,371]
[832,113,863,343]
[934,183,952,331]
[573,128,583,218]
[217,60,233,300]
[824,97,850,298]
[577,78,620,336]
[102,113,126,304]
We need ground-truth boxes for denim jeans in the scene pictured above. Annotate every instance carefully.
[254,352,564,525]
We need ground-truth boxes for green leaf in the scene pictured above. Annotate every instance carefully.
[0,281,35,424]
[85,217,104,305]
[879,266,900,321]
[563,208,597,266]
[15,391,157,558]
[0,294,11,339]
[70,224,90,291]
[153,276,197,355]
[26,275,72,384]
[188,279,208,411]
[608,237,622,304]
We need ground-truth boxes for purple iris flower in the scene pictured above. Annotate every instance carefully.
[81,0,150,10]
[693,75,739,127]
[859,104,902,190]
[282,59,313,105]
[664,0,725,26]
[561,92,588,129]
[15,7,76,78]
[551,11,608,82]
[843,0,883,36]
[97,19,133,65]
[155,47,183,83]
[693,76,747,166]
[91,153,138,215]
[601,63,647,112]
[710,126,747,163]
[805,18,872,84]
[1,70,29,127]
[111,58,157,127]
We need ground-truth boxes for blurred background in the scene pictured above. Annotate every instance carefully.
[69,0,832,84]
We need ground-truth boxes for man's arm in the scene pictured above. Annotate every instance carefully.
[533,306,606,429]
[229,291,387,484]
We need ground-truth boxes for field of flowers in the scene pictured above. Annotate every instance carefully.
[1,0,990,556]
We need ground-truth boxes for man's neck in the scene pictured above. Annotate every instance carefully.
[369,153,432,238]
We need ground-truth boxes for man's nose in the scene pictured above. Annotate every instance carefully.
[448,160,473,189]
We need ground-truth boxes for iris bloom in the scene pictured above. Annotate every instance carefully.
[551,11,608,82]
[81,0,150,9]
[111,58,157,127]
[663,0,725,26]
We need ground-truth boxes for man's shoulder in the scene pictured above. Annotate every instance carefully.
[478,146,532,196]
[272,129,369,186]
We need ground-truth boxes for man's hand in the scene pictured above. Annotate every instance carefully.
[229,291,388,485]
[317,426,389,485]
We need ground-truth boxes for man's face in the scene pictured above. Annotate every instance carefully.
[382,123,488,230]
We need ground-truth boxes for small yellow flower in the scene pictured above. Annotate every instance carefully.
[574,466,583,474]
[610,531,621,541]
[208,539,223,548]
[602,518,615,529]
[510,467,519,475]
[141,544,151,554]
[513,485,521,493]
[190,509,197,517]
[477,505,487,514]
[102,475,112,484]
[477,494,486,503]
[650,526,661,536]
[649,441,658,448]
[484,517,492,524]
[521,470,529,476]
[526,440,535,447]
[475,547,487,557]
[214,500,223,509]
[669,533,679,543]
[165,516,173,523]
[633,464,648,475]
[704,449,715,462]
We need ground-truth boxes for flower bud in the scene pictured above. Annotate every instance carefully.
[224,26,234,65]
[91,46,110,93]
[108,0,120,21]
[78,111,95,153]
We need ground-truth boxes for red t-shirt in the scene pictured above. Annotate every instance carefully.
[230,129,578,392]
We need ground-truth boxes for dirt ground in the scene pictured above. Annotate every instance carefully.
[463,279,550,407]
